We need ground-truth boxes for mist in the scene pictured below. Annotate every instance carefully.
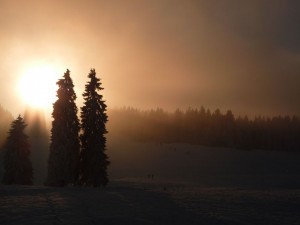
[24,109,49,185]
[1,0,300,117]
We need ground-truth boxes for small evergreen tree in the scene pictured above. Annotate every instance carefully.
[46,69,80,186]
[80,69,109,187]
[2,115,33,185]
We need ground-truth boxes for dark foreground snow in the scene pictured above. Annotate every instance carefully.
[1,180,299,225]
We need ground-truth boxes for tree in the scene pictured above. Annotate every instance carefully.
[46,69,80,186]
[80,69,109,187]
[2,115,33,185]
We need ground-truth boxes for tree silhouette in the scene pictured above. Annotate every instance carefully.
[80,69,109,187]
[108,107,300,152]
[2,115,33,185]
[46,69,80,186]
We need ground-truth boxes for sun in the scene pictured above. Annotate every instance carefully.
[18,64,60,110]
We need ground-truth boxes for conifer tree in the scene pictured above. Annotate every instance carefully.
[2,115,33,185]
[46,69,80,186]
[80,69,109,187]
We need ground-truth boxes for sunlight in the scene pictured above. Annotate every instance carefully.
[18,63,61,110]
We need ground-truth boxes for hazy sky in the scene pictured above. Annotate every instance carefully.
[1,0,300,117]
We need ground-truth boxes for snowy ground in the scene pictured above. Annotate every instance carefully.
[1,141,300,224]
[108,140,300,188]
[1,180,300,225]
[0,181,200,225]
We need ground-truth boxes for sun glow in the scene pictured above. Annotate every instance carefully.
[18,64,61,109]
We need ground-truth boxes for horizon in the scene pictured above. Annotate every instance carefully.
[2,103,300,125]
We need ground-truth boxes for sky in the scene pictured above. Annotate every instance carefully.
[0,0,300,118]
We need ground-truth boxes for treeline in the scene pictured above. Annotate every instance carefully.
[109,107,300,152]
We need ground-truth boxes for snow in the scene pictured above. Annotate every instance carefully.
[1,140,300,224]
[0,182,199,225]
[108,140,300,188]
[0,181,299,225]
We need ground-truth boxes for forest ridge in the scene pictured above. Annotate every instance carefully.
[1,104,300,154]
[109,107,300,152]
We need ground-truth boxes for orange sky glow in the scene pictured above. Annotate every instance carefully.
[1,0,300,118]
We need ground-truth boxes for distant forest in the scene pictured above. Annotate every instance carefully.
[109,107,300,152]
[1,105,300,153]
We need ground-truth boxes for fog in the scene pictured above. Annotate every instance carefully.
[24,109,49,185]
[1,105,300,186]
[0,0,300,117]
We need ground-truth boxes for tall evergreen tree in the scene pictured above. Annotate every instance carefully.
[46,69,80,186]
[80,69,109,187]
[2,115,33,185]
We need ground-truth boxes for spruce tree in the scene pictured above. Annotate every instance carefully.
[2,115,33,185]
[80,69,109,187]
[46,69,80,186]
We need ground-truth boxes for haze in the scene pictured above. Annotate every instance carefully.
[1,0,300,117]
